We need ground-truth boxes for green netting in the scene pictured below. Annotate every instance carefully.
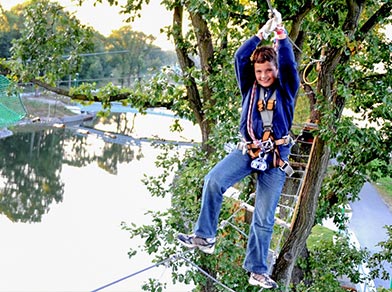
[0,75,27,128]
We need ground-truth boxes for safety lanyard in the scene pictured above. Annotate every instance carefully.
[258,87,276,141]
[247,82,276,143]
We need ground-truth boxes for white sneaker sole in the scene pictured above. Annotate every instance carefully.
[248,275,277,289]
[178,238,215,254]
[197,245,215,254]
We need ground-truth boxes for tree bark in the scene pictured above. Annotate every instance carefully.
[273,135,330,285]
[272,0,376,286]
[172,5,213,153]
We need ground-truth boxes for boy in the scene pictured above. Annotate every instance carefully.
[178,11,300,289]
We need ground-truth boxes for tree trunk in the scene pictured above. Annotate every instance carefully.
[272,1,385,285]
[172,5,213,153]
[273,135,330,285]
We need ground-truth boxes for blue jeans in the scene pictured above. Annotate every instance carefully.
[194,149,286,274]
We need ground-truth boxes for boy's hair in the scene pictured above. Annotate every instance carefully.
[250,46,277,67]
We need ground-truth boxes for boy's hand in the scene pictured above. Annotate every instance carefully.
[257,18,275,39]
[256,9,282,40]
[269,9,282,27]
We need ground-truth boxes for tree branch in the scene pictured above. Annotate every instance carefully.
[30,78,173,108]
[357,1,392,42]
[172,5,206,138]
[31,78,72,97]
[189,10,214,104]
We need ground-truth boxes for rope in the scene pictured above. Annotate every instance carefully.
[263,1,327,86]
[91,248,239,292]
[302,60,319,85]
[265,0,274,13]
[221,220,249,238]
[90,250,191,292]
[288,37,303,55]
[90,191,250,292]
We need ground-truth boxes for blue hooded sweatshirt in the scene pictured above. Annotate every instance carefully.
[234,36,300,161]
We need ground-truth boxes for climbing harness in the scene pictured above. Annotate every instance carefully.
[239,82,294,176]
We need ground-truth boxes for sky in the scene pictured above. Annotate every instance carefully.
[2,0,175,50]
[2,1,390,50]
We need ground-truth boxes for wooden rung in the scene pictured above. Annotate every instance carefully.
[290,161,308,168]
[281,193,298,198]
[222,186,241,200]
[304,122,319,129]
[277,203,294,211]
[240,202,254,212]
[240,202,291,229]
[295,139,313,145]
[275,217,291,229]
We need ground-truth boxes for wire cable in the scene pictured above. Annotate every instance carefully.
[90,250,191,292]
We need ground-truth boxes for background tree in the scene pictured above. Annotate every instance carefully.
[0,1,175,90]
[0,4,23,60]
[107,26,160,86]
[7,0,94,85]
[120,0,392,290]
[273,1,392,286]
[68,31,112,88]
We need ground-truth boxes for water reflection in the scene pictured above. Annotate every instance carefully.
[0,126,142,223]
[0,112,199,291]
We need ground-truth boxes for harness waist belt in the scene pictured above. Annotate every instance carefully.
[239,135,293,150]
[274,135,293,146]
[236,137,295,176]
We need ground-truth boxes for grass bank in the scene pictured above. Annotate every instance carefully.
[374,176,392,211]
[21,94,76,119]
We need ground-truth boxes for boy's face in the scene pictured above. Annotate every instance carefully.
[254,61,278,88]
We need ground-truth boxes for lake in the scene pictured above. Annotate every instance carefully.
[0,110,200,291]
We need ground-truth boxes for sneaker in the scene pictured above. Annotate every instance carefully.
[177,233,215,254]
[249,273,278,289]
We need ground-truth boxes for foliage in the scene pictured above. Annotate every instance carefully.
[316,21,392,225]
[8,0,94,84]
[297,232,370,292]
[120,0,391,289]
[368,225,392,282]
[106,26,176,86]
[0,1,176,90]
[374,175,392,200]
[0,5,23,60]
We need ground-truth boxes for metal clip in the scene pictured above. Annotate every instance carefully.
[282,135,294,146]
[237,141,249,155]
[259,138,274,153]
[279,161,294,177]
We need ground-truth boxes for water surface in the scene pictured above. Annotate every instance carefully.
[0,112,199,291]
